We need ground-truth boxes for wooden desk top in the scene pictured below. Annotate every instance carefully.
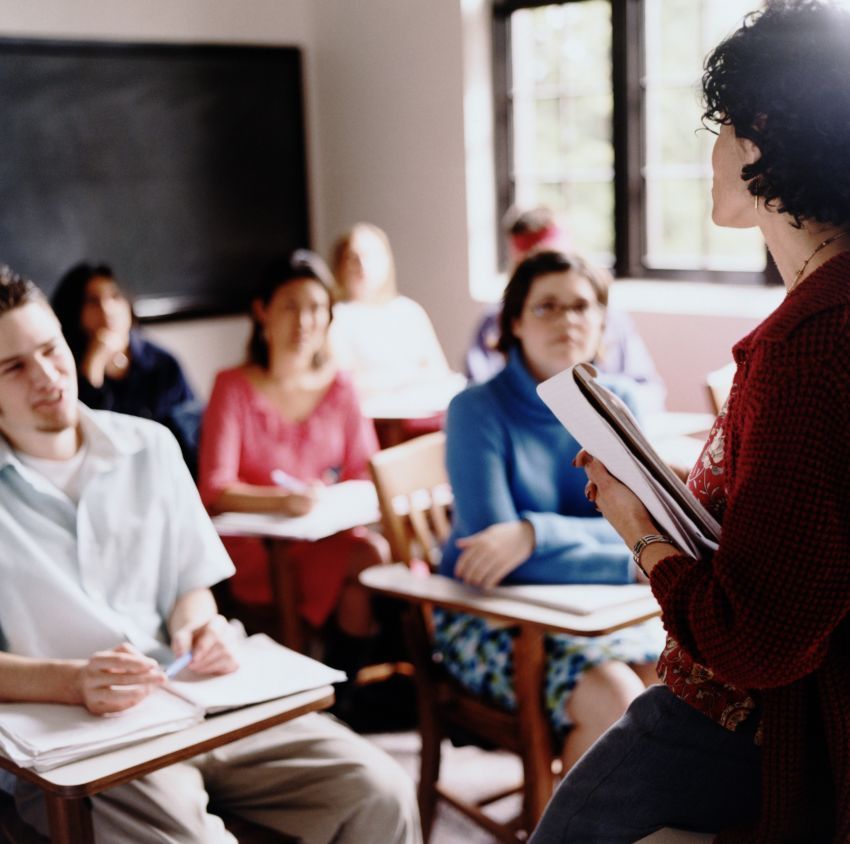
[360,564,660,637]
[0,686,334,800]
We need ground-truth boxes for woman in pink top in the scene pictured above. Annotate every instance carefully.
[198,250,388,638]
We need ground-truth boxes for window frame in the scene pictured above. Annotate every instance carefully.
[492,0,779,286]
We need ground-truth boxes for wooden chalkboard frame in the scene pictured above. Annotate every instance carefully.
[0,37,311,321]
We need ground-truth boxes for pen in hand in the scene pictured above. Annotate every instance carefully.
[163,651,193,679]
[271,469,310,494]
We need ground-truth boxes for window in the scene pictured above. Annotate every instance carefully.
[494,0,772,284]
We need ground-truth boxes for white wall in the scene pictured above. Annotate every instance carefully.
[309,0,483,371]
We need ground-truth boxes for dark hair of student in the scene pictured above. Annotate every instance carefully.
[0,265,45,316]
[247,249,337,369]
[496,250,611,354]
[701,0,850,227]
[50,262,134,363]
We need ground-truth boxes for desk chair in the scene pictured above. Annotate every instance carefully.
[368,432,560,843]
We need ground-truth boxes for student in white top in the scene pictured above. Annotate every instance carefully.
[0,266,420,843]
[328,222,461,404]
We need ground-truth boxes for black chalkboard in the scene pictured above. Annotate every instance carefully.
[0,38,310,319]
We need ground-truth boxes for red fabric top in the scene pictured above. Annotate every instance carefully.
[197,367,379,609]
[198,366,377,506]
[650,253,850,843]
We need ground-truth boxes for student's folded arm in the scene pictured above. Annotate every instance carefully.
[649,341,850,690]
[511,514,633,585]
[506,543,633,585]
[208,484,311,515]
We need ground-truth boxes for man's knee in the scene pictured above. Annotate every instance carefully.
[340,750,420,843]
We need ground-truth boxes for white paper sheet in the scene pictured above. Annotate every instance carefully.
[212,479,380,540]
[166,634,346,713]
[491,583,654,615]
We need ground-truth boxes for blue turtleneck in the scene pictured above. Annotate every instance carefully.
[439,347,638,584]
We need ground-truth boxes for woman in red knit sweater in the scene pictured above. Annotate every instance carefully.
[531,2,850,842]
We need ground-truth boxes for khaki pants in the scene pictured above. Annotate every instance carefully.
[15,713,421,844]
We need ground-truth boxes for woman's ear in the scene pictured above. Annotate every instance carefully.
[738,135,762,167]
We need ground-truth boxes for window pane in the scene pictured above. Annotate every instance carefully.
[510,1,614,267]
[644,0,766,271]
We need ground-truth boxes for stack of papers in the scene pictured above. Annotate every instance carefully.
[0,690,201,772]
[0,635,345,772]
[537,363,721,559]
[212,479,380,541]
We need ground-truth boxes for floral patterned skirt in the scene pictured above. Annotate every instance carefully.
[432,608,666,739]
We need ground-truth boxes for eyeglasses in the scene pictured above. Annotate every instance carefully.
[528,299,600,321]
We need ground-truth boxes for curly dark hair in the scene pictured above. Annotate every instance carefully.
[701,0,850,227]
[497,250,610,354]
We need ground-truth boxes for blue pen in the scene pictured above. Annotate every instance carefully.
[271,469,309,494]
[164,651,193,679]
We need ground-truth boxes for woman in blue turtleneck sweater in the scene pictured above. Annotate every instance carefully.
[435,250,664,770]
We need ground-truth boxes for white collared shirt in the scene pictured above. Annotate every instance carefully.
[0,405,235,663]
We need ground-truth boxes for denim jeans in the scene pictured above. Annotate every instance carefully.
[530,685,761,843]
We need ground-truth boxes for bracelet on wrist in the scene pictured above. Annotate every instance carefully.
[631,534,676,578]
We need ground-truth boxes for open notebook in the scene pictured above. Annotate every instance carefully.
[537,363,721,560]
[212,479,380,541]
[0,635,344,772]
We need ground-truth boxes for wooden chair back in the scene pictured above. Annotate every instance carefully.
[369,431,453,569]
[368,433,559,842]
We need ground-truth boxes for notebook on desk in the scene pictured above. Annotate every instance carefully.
[490,583,654,615]
[212,479,380,541]
[0,635,344,772]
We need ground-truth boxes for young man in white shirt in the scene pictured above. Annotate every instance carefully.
[0,265,420,843]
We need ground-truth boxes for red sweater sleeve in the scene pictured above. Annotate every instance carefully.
[650,325,850,690]
[197,369,246,509]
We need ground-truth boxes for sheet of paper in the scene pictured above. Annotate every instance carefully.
[491,583,654,615]
[212,479,380,540]
[0,688,202,772]
[537,364,720,558]
[166,634,346,714]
